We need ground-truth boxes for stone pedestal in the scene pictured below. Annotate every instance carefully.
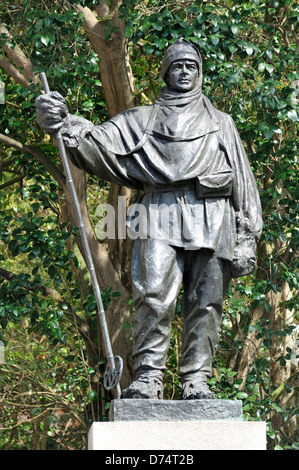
[109,398,243,421]
[88,399,267,451]
[88,420,266,450]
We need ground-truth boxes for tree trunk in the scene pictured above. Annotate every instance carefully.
[75,2,136,118]
[0,2,137,391]
[73,2,138,389]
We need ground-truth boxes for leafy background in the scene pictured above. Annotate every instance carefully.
[0,0,298,450]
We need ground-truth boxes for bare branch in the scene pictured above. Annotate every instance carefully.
[0,266,61,300]
[0,175,24,190]
[75,4,136,117]
[0,55,30,87]
[0,23,40,85]
[0,133,65,187]
[0,156,18,168]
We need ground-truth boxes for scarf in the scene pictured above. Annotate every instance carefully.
[155,80,203,108]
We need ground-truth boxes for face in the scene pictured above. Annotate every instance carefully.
[166,60,199,93]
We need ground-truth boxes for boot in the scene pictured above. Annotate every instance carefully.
[121,369,164,399]
[181,372,216,400]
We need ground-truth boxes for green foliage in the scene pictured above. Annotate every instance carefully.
[0,0,118,441]
[0,0,298,450]
[0,156,72,342]
[1,1,107,143]
[122,0,298,450]
[0,325,89,450]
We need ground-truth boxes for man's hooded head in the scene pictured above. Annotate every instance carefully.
[161,38,202,89]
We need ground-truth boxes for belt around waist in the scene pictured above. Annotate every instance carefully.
[144,182,194,193]
[144,179,232,199]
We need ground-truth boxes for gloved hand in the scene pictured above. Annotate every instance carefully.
[231,236,257,278]
[35,91,68,135]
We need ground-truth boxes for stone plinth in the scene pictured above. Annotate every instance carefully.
[88,420,267,450]
[109,398,243,422]
[88,399,267,450]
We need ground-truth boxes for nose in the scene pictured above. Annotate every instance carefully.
[181,63,188,74]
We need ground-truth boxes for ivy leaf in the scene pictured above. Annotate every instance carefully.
[87,390,97,401]
[259,122,274,139]
[211,35,219,46]
[287,109,298,121]
[41,36,50,47]
[265,64,274,74]
[271,125,282,134]
[228,44,238,54]
[244,286,253,294]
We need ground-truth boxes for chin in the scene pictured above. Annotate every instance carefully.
[177,86,193,92]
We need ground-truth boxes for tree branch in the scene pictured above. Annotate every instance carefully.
[0,55,30,88]
[0,175,24,190]
[0,156,18,168]
[75,4,136,117]
[0,23,40,85]
[0,133,65,187]
[0,266,61,300]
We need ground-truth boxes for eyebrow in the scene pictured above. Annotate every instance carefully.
[170,60,198,67]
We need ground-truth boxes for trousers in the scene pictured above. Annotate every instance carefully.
[131,239,231,379]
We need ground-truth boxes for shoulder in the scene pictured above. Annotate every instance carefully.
[110,105,154,129]
[203,95,235,127]
[91,104,155,155]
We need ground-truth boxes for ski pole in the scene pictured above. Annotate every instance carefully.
[40,72,122,399]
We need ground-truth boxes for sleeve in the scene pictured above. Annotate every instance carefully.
[220,114,263,277]
[60,114,143,189]
[222,114,263,241]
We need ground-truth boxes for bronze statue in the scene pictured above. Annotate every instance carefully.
[35,39,263,400]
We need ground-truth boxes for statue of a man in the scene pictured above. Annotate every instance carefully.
[35,39,263,400]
